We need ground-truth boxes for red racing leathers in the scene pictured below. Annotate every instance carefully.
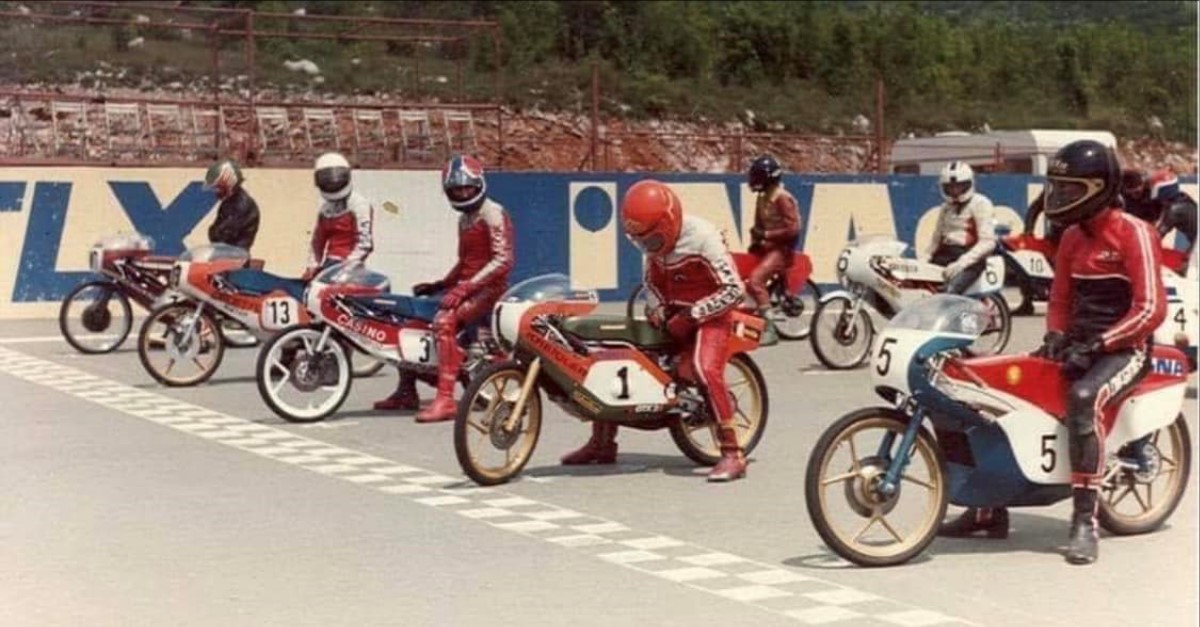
[563,215,748,479]
[747,185,802,309]
[308,191,374,272]
[381,198,515,421]
[1047,207,1167,487]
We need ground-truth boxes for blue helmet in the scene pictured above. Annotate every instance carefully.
[748,154,783,192]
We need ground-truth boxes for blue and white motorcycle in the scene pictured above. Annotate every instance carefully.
[804,295,1192,567]
[809,236,1011,370]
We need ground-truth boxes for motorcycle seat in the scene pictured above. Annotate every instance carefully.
[561,314,674,349]
[224,269,306,301]
[347,294,441,322]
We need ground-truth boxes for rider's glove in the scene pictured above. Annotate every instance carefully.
[666,312,697,339]
[1061,337,1104,381]
[750,226,765,242]
[1033,331,1070,360]
[413,281,443,297]
[301,266,319,281]
[440,284,471,310]
[646,305,667,329]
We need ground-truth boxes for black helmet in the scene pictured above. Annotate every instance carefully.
[748,154,783,192]
[1044,140,1121,228]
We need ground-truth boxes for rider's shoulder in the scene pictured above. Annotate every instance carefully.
[345,191,373,213]
[477,198,509,224]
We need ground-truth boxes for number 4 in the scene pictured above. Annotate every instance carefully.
[1175,309,1187,332]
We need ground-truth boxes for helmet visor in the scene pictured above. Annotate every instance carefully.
[315,167,351,194]
[941,181,972,199]
[446,185,481,203]
[628,231,666,254]
[1044,177,1100,213]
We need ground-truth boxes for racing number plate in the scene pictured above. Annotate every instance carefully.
[261,296,300,331]
[399,328,437,365]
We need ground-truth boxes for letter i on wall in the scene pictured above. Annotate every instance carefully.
[569,183,618,291]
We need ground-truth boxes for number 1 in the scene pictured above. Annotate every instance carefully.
[616,367,631,400]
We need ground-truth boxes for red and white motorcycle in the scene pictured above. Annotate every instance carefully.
[804,295,1192,567]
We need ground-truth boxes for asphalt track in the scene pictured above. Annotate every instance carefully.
[1,312,1196,627]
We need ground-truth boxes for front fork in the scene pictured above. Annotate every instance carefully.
[876,405,926,497]
[503,357,542,432]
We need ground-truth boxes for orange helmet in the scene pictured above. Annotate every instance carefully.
[621,179,683,255]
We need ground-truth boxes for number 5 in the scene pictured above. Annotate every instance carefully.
[875,337,897,376]
[1040,434,1057,472]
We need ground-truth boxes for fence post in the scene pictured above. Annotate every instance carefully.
[591,62,600,171]
[210,21,221,153]
[245,9,256,165]
[874,74,887,174]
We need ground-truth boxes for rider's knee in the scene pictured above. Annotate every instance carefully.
[1066,385,1099,435]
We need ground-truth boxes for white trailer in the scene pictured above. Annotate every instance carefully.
[888,129,1119,175]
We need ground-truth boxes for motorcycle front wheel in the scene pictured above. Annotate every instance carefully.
[454,360,543,486]
[669,353,770,465]
[137,301,225,387]
[257,325,353,423]
[805,408,948,567]
[811,295,875,370]
[59,280,133,354]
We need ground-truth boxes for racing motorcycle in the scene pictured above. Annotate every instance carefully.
[453,273,770,486]
[58,233,258,353]
[627,251,820,341]
[809,235,1011,370]
[255,263,503,423]
[995,224,1056,316]
[804,295,1192,567]
[136,245,384,387]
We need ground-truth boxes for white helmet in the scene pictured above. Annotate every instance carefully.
[314,152,352,202]
[939,161,975,204]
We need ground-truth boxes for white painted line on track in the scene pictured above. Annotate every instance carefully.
[0,345,978,627]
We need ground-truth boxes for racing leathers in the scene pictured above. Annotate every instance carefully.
[308,191,374,275]
[926,194,997,294]
[561,215,749,481]
[207,186,260,251]
[378,199,515,422]
[1124,192,1197,274]
[747,184,802,310]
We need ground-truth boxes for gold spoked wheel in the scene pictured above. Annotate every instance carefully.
[1099,415,1192,536]
[805,408,948,567]
[669,353,770,466]
[137,301,225,387]
[454,360,543,486]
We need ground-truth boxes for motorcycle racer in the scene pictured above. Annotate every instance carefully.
[203,159,260,252]
[560,179,750,482]
[940,140,1167,566]
[1122,167,1197,274]
[925,161,997,294]
[303,152,374,280]
[373,155,514,423]
[745,154,802,344]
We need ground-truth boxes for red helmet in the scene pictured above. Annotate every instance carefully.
[621,179,683,256]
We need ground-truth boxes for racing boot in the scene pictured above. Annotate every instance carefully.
[415,321,463,424]
[707,427,747,483]
[560,422,619,465]
[1065,488,1099,565]
[938,507,1009,539]
[373,372,420,411]
[759,315,780,347]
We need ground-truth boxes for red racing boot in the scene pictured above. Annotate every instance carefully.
[416,321,463,424]
[373,372,420,411]
[560,422,618,465]
[707,427,747,483]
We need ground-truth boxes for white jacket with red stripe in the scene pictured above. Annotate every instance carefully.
[925,194,997,267]
[308,191,374,267]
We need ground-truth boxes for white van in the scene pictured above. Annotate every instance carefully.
[888,129,1119,175]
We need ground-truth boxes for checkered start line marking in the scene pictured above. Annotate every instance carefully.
[0,346,975,627]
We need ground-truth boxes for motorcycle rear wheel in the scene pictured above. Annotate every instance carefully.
[805,408,948,567]
[1099,415,1192,536]
[454,360,543,486]
[770,279,822,341]
[669,353,770,466]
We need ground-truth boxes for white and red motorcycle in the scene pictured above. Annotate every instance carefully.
[804,295,1192,567]
[809,236,1012,370]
